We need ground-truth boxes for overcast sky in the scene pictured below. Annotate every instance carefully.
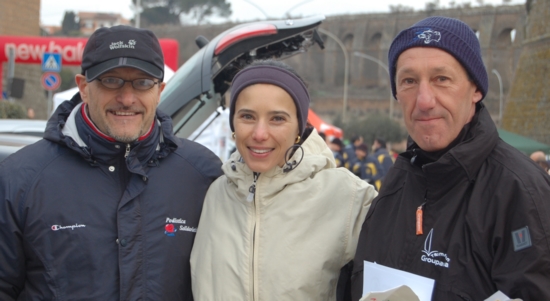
[40,0,525,26]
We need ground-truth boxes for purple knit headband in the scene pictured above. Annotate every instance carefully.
[229,65,310,136]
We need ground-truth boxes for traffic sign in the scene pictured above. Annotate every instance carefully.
[42,52,62,72]
[41,72,62,91]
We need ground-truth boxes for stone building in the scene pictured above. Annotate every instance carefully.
[503,0,550,145]
[152,5,527,124]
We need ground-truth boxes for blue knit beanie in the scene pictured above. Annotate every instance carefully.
[388,16,488,100]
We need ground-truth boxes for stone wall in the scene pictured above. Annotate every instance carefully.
[152,5,527,123]
[503,0,550,144]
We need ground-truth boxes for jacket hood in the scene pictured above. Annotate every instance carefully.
[222,129,336,199]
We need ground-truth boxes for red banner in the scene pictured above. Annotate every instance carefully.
[0,36,179,71]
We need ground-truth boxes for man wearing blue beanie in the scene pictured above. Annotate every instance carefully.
[350,16,550,300]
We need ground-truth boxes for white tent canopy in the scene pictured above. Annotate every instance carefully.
[52,65,175,115]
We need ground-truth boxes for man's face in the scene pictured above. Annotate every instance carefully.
[372,140,380,152]
[395,47,482,152]
[355,149,366,160]
[76,67,165,143]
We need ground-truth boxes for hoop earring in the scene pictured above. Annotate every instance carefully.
[283,144,304,173]
[232,132,236,139]
[295,135,301,144]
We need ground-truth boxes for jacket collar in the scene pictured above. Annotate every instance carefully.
[222,129,336,202]
[44,92,180,174]
[403,103,498,184]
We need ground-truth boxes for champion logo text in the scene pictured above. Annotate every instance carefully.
[51,223,86,231]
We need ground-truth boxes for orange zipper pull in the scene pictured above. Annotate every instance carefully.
[416,203,425,235]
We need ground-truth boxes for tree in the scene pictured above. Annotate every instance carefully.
[0,101,26,119]
[59,68,77,91]
[475,0,485,6]
[134,0,231,25]
[140,6,180,26]
[425,0,441,12]
[389,4,414,13]
[61,11,80,36]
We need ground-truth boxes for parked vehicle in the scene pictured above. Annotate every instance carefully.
[0,119,46,162]
[158,15,325,139]
[0,119,47,137]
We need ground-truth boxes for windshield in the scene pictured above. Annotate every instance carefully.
[160,49,202,104]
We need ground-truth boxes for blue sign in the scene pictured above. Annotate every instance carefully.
[42,52,62,72]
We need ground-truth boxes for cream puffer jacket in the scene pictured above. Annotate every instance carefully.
[191,130,377,301]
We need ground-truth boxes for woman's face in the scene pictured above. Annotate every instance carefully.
[233,83,300,173]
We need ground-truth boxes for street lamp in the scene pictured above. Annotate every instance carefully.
[132,0,142,28]
[491,69,503,126]
[318,28,349,120]
[353,51,393,119]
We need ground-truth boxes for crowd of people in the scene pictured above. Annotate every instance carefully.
[1,16,549,301]
[324,134,395,191]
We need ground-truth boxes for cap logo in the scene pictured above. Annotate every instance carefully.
[109,39,136,50]
[415,29,441,44]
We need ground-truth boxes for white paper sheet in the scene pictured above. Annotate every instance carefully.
[484,290,523,301]
[363,261,434,301]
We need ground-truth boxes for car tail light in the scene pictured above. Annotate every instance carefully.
[214,24,278,55]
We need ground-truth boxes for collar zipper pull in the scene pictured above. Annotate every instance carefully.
[124,144,131,158]
[247,172,259,202]
[416,202,426,235]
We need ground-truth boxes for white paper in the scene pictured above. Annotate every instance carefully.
[359,285,420,301]
[484,290,523,301]
[363,261,434,301]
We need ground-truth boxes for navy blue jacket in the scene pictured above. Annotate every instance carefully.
[0,95,222,301]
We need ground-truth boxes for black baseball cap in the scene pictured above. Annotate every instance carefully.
[82,25,164,82]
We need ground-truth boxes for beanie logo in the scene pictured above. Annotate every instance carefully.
[109,39,137,50]
[415,29,441,44]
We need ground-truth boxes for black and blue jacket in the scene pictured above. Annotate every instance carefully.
[0,94,222,301]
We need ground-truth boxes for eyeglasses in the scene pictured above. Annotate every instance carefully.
[95,77,160,91]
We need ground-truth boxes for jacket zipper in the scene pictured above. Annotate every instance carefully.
[416,201,426,235]
[247,173,258,202]
[248,172,260,301]
[124,144,131,158]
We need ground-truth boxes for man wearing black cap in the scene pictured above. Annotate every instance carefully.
[0,26,222,300]
[350,17,550,300]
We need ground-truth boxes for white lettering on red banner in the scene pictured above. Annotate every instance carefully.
[4,41,85,64]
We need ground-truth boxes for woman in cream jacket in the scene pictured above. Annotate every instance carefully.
[190,60,377,301]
